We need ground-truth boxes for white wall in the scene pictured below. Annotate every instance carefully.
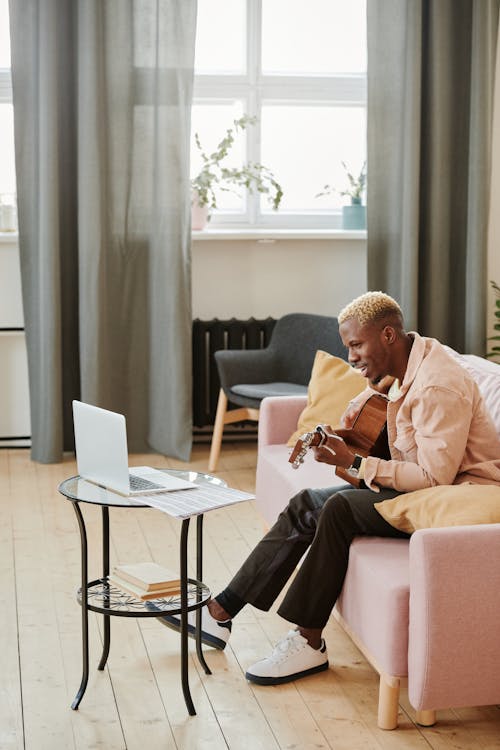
[191,236,367,320]
[0,237,31,443]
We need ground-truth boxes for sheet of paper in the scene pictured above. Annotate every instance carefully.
[137,484,254,519]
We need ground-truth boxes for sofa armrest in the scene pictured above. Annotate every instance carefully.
[258,395,307,446]
[408,524,500,712]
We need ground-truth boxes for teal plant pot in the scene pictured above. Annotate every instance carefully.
[342,204,366,230]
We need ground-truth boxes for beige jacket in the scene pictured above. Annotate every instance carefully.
[362,333,500,492]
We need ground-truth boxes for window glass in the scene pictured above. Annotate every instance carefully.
[0,105,16,195]
[0,0,11,68]
[262,0,366,75]
[0,1,16,204]
[190,101,246,212]
[193,1,367,224]
[195,0,246,74]
[1,0,367,228]
[260,104,366,212]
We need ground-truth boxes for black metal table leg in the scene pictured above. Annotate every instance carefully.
[180,518,196,715]
[71,501,89,710]
[98,505,111,670]
[60,472,217,717]
[196,514,211,675]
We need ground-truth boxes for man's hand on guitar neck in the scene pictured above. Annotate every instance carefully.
[312,425,356,469]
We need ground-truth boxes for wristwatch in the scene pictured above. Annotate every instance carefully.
[346,453,363,477]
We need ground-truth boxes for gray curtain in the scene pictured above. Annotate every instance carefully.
[367,0,499,353]
[9,0,197,462]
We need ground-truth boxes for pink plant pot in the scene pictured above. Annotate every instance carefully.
[191,199,209,230]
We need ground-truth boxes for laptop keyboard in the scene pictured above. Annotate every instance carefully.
[129,474,164,492]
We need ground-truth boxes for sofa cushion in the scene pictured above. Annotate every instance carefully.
[287,350,366,445]
[255,444,345,526]
[444,348,500,437]
[375,483,500,533]
[336,538,410,677]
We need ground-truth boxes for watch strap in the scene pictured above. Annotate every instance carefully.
[347,453,363,476]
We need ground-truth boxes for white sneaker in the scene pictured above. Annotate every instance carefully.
[147,603,232,650]
[245,630,328,685]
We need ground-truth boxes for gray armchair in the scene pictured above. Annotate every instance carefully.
[208,312,346,471]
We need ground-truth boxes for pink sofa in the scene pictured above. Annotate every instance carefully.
[255,353,500,729]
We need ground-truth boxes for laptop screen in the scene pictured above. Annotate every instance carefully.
[72,400,131,495]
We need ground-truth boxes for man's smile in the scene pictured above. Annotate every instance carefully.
[353,363,369,377]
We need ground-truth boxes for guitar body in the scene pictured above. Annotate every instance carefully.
[288,393,389,488]
[334,394,390,486]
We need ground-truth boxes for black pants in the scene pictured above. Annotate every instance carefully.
[223,485,410,629]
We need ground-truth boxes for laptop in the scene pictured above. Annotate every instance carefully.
[72,400,198,496]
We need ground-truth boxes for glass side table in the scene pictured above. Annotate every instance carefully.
[58,469,226,716]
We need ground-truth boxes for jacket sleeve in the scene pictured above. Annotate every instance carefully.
[363,385,473,492]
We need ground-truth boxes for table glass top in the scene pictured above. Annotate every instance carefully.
[58,469,226,507]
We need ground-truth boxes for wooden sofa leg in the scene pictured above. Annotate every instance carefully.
[208,389,228,472]
[377,675,400,730]
[416,709,436,726]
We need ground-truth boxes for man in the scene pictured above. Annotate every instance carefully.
[158,291,500,685]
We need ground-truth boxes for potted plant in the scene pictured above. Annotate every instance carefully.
[487,280,500,361]
[316,160,366,230]
[191,114,283,229]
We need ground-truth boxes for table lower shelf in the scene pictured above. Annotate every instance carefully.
[77,577,210,617]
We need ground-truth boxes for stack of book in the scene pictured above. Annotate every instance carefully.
[108,561,181,600]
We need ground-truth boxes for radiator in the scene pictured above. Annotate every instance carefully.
[192,317,277,428]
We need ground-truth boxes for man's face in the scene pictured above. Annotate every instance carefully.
[339,317,394,384]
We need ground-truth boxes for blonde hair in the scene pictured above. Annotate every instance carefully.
[338,291,403,327]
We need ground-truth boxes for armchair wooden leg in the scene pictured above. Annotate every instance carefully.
[209,389,228,472]
[377,674,400,730]
[416,709,436,726]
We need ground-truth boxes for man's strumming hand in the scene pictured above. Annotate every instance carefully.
[312,425,356,469]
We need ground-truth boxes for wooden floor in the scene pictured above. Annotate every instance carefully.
[2,442,500,750]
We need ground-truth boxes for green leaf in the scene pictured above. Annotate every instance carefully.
[190,113,283,211]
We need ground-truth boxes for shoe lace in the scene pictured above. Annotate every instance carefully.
[272,630,304,659]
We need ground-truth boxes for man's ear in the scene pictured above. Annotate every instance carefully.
[381,325,396,344]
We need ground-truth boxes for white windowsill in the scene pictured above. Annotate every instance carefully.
[0,231,18,243]
[1,228,367,244]
[192,228,366,241]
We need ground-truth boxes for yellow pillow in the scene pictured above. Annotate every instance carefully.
[287,350,366,446]
[375,484,500,533]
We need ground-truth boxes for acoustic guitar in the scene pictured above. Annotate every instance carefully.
[288,393,390,488]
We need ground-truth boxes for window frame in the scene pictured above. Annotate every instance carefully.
[192,0,367,229]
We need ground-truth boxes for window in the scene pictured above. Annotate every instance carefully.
[192,0,367,228]
[0,0,17,231]
[0,0,367,233]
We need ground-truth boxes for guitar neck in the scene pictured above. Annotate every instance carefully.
[288,394,389,477]
[288,427,327,469]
